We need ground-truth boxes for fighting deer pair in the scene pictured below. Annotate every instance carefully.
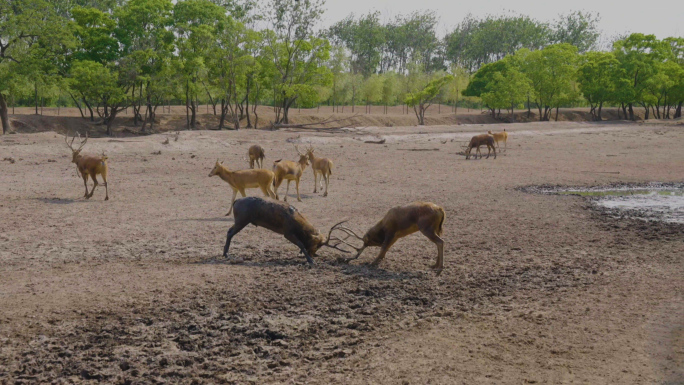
[64,132,109,200]
[222,197,445,275]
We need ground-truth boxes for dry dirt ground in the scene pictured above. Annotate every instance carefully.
[0,120,682,384]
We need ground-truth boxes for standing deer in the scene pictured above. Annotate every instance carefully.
[487,129,508,152]
[335,202,446,275]
[64,132,109,201]
[305,144,333,197]
[248,144,265,169]
[208,160,276,215]
[222,197,352,264]
[465,134,497,160]
[272,146,310,202]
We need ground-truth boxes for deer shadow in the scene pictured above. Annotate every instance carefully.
[170,217,235,223]
[35,197,87,205]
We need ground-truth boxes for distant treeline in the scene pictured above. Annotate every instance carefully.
[0,0,682,136]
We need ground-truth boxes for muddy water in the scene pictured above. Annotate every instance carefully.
[539,183,684,224]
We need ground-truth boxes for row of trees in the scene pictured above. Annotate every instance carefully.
[1,0,682,136]
[1,0,335,134]
[463,35,684,121]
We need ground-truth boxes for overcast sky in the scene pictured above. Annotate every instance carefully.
[319,0,683,40]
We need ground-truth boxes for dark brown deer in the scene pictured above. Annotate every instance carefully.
[465,134,497,160]
[222,197,352,264]
[248,144,265,169]
[335,202,446,275]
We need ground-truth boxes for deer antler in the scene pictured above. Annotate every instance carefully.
[294,144,303,155]
[321,220,364,255]
[64,131,76,150]
[75,132,88,152]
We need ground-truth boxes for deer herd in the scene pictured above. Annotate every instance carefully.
[62,128,509,275]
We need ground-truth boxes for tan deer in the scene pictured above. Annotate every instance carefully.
[335,202,446,275]
[248,144,265,169]
[64,132,109,201]
[465,134,497,160]
[208,160,276,215]
[272,146,310,202]
[487,129,508,152]
[305,144,333,197]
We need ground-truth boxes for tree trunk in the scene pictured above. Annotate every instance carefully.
[643,105,649,120]
[219,99,227,130]
[106,108,118,136]
[628,103,635,121]
[34,83,39,115]
[527,96,531,118]
[185,80,190,130]
[0,93,10,134]
[597,101,603,121]
[511,102,515,122]
[675,102,682,119]
[555,106,559,122]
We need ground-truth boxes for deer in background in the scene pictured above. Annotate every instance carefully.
[487,129,508,152]
[208,160,276,216]
[465,134,497,160]
[305,144,333,197]
[272,146,310,202]
[64,132,109,201]
[334,202,446,275]
[248,144,265,169]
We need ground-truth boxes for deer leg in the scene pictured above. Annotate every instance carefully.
[274,178,282,200]
[285,233,314,265]
[323,173,329,197]
[492,145,497,159]
[101,172,109,201]
[486,145,491,159]
[295,178,302,202]
[312,170,318,193]
[319,171,324,191]
[223,219,250,258]
[226,188,238,216]
[420,228,445,274]
[369,233,397,267]
[82,173,90,198]
[284,180,291,202]
[87,173,99,198]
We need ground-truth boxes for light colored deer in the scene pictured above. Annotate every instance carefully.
[305,144,333,197]
[209,160,276,216]
[272,146,310,202]
[335,202,446,275]
[248,144,265,169]
[64,132,109,201]
[487,129,508,152]
[465,134,497,160]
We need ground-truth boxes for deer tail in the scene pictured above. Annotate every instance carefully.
[436,206,445,236]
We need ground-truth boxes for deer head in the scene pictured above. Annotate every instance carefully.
[208,159,225,177]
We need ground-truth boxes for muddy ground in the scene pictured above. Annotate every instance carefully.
[0,120,682,384]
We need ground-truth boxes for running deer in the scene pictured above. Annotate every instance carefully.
[305,144,333,197]
[334,202,446,275]
[248,144,265,169]
[272,146,310,202]
[487,129,508,152]
[222,197,354,264]
[465,134,497,160]
[208,160,276,215]
[64,132,109,200]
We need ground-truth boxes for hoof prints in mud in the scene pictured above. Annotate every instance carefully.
[1,260,594,383]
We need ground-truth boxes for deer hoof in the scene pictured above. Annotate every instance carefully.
[105,196,109,201]
[323,192,328,197]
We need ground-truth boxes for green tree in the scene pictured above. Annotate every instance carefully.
[576,51,624,120]
[552,11,600,53]
[262,0,332,124]
[521,43,578,121]
[481,67,531,121]
[405,74,453,125]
